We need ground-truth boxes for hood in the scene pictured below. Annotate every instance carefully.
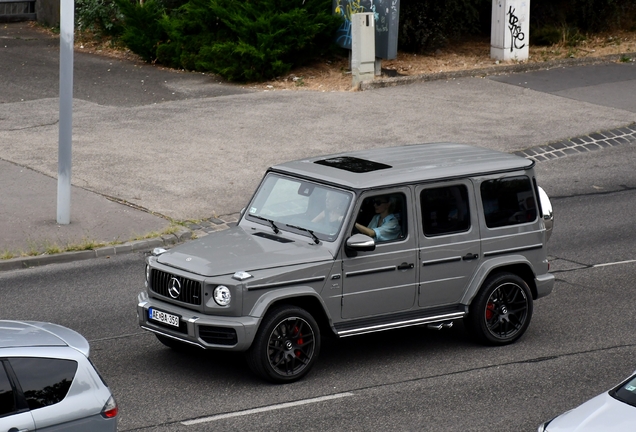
[547,392,636,432]
[157,226,334,277]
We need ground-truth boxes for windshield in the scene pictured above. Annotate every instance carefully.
[610,374,636,408]
[246,173,353,242]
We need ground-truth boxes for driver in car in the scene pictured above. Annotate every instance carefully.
[355,195,401,242]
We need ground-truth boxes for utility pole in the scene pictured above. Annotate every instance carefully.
[57,0,74,224]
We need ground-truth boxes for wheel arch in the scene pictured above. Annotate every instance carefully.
[461,256,538,305]
[248,287,335,338]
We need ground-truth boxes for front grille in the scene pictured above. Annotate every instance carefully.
[199,326,238,346]
[150,269,202,306]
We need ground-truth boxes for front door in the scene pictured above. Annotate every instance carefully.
[341,187,418,319]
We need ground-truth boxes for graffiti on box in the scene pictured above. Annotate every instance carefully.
[333,0,400,58]
[507,6,526,52]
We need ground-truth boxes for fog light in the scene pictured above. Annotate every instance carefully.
[213,286,231,306]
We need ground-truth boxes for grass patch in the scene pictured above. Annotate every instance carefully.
[0,222,190,260]
[1,251,15,260]
[65,239,107,252]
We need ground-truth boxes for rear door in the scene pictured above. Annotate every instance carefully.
[0,360,36,432]
[416,180,482,307]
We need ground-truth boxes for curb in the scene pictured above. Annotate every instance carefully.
[0,229,193,272]
[360,52,636,90]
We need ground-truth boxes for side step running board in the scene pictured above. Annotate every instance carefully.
[336,310,465,338]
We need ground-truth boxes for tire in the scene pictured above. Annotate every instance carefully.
[466,272,533,345]
[246,305,321,383]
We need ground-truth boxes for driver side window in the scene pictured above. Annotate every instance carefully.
[354,193,406,243]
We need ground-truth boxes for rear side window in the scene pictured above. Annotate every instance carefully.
[421,185,470,236]
[9,358,77,410]
[0,362,16,416]
[481,176,537,228]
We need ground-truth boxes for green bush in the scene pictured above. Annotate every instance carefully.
[114,0,166,61]
[119,0,341,81]
[75,0,124,37]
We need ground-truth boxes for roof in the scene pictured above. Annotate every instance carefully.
[271,143,534,190]
[0,320,90,357]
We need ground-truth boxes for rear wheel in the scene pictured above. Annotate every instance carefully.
[467,273,533,345]
[246,305,321,383]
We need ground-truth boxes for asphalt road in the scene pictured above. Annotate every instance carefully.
[489,62,636,113]
[1,143,634,431]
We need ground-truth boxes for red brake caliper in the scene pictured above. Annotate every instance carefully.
[294,326,303,358]
[485,303,495,321]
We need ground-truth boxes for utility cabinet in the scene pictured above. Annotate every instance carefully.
[491,0,529,61]
[351,13,375,87]
[333,0,400,60]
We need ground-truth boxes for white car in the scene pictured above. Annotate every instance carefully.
[0,320,118,431]
[539,372,636,431]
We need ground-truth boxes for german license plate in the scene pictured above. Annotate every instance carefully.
[149,308,179,327]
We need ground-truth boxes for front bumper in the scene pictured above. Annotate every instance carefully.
[137,291,259,351]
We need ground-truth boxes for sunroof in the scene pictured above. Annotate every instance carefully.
[314,156,392,173]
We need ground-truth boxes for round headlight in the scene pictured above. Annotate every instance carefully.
[213,286,231,306]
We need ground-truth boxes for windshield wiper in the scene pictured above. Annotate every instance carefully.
[285,224,320,244]
[252,215,280,234]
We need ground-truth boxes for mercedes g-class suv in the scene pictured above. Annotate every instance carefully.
[137,143,554,383]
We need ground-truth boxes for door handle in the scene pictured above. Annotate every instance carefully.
[397,262,414,270]
[462,253,479,261]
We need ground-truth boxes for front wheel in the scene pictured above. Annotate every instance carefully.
[466,273,533,345]
[246,305,321,383]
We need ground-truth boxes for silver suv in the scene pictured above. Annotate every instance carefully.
[137,143,554,383]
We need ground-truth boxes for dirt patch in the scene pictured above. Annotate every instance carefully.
[260,31,636,92]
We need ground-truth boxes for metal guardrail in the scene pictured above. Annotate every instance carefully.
[0,0,36,22]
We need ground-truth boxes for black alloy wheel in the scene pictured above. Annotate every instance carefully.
[247,305,320,383]
[467,272,533,345]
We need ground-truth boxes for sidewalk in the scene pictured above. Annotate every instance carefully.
[1,22,635,271]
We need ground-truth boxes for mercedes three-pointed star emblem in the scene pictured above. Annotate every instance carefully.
[168,277,181,299]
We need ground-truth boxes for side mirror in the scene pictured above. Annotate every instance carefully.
[345,234,375,257]
[240,207,246,216]
[538,187,553,241]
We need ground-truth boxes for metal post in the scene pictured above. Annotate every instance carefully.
[57,0,74,224]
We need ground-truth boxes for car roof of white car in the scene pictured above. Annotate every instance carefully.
[271,143,534,190]
[0,320,90,357]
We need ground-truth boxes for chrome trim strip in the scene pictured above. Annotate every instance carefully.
[346,266,396,278]
[140,325,205,349]
[420,276,465,285]
[421,256,462,266]
[483,243,543,257]
[247,276,326,291]
[337,311,466,337]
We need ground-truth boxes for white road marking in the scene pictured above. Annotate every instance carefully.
[593,259,636,268]
[182,392,355,425]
